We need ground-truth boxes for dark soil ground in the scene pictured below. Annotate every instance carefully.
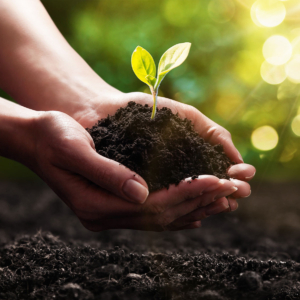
[87,102,232,192]
[1,180,300,299]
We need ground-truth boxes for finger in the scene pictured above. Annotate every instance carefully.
[47,167,145,220]
[143,175,221,214]
[63,143,149,204]
[155,180,237,230]
[224,197,239,212]
[204,125,243,163]
[228,179,251,199]
[161,179,236,222]
[200,179,238,205]
[180,105,243,164]
[228,164,256,181]
[168,197,230,229]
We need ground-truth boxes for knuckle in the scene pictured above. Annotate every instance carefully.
[223,129,232,139]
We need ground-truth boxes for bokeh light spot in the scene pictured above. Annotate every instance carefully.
[263,35,292,65]
[261,61,287,85]
[251,126,279,151]
[291,115,300,136]
[292,36,300,56]
[251,1,265,27]
[208,0,235,23]
[286,57,300,83]
[255,0,286,27]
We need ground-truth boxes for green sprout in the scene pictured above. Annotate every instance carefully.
[131,43,191,119]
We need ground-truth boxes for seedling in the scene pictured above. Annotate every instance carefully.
[131,43,191,119]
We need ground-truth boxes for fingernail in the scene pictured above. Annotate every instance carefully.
[245,171,256,180]
[242,189,251,198]
[123,179,149,204]
[206,202,229,216]
[215,186,238,199]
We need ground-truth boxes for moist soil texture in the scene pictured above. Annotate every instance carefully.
[1,181,300,300]
[87,102,233,192]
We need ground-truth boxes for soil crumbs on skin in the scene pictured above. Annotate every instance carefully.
[87,101,232,192]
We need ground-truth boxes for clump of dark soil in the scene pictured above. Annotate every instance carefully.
[87,102,233,192]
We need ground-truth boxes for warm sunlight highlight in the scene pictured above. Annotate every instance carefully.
[252,0,286,27]
[263,35,292,66]
[261,61,287,85]
[251,125,279,151]
[286,57,300,83]
[291,115,300,136]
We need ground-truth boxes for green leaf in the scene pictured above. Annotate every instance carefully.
[131,46,156,87]
[156,42,191,88]
[146,75,156,87]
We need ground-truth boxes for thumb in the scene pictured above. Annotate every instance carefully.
[66,145,149,204]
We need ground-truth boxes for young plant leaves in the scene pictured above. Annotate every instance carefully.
[131,43,191,119]
[131,46,156,88]
[156,42,191,88]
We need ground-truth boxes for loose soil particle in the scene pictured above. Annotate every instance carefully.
[87,102,233,192]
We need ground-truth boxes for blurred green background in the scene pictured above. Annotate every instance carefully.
[1,0,300,182]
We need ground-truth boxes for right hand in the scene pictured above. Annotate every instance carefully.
[30,111,238,231]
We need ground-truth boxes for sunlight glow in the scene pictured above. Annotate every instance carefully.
[251,1,265,27]
[263,35,292,65]
[286,57,300,83]
[254,0,286,27]
[261,61,287,85]
[251,126,279,151]
[291,115,300,136]
[292,36,300,56]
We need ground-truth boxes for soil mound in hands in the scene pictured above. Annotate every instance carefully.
[87,101,233,192]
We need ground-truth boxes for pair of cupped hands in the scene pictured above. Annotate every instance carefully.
[33,91,255,232]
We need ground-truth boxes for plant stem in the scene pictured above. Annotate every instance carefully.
[150,88,157,120]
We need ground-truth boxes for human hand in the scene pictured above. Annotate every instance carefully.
[72,91,255,221]
[30,110,240,231]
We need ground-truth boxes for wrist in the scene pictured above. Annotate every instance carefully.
[0,99,42,171]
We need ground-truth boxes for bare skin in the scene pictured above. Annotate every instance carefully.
[0,0,255,231]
